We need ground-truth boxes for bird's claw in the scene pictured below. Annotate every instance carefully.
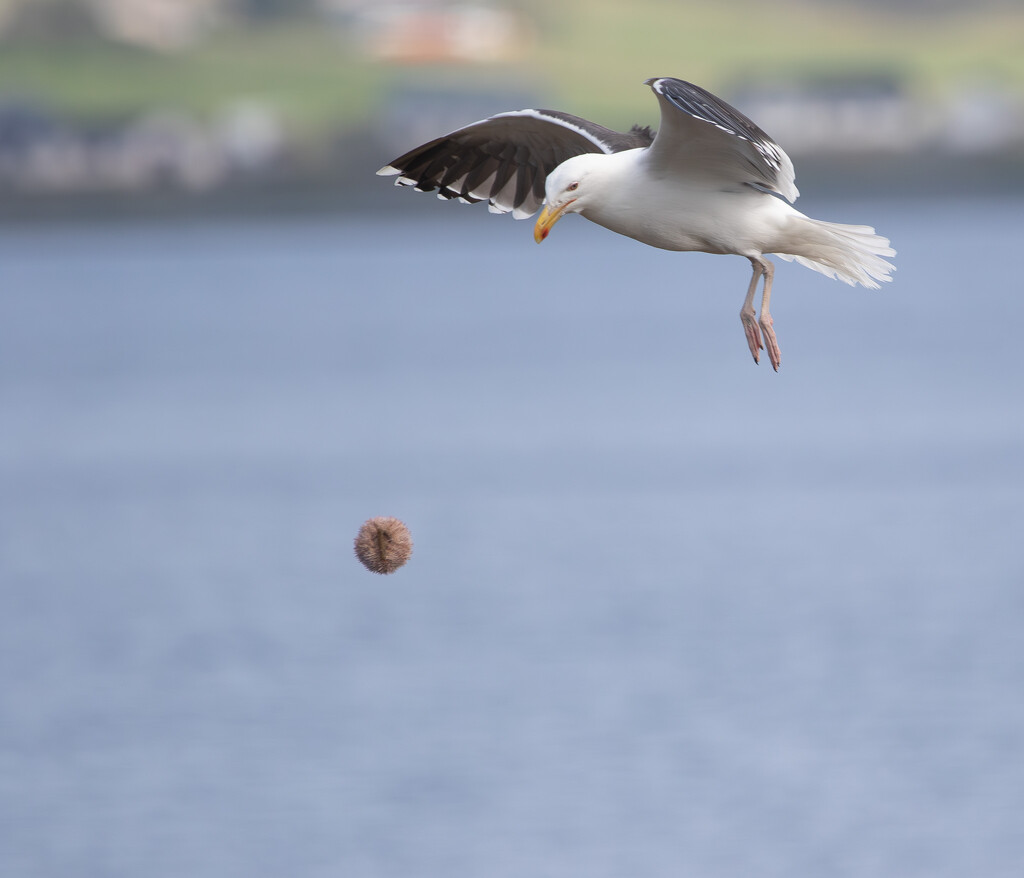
[742,315,763,364]
[760,316,781,371]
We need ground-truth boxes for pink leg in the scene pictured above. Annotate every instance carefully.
[740,260,764,364]
[758,259,781,371]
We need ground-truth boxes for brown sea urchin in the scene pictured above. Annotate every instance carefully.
[354,516,413,574]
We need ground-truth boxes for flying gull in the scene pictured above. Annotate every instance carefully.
[377,77,895,370]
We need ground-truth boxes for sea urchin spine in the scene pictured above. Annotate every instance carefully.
[354,516,413,574]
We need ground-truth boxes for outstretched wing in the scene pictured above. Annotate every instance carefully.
[378,109,653,219]
[644,77,798,203]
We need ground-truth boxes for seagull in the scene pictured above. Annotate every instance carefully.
[377,77,895,370]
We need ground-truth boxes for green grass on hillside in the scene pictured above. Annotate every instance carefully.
[0,23,384,131]
[0,3,1021,133]
[528,0,1024,128]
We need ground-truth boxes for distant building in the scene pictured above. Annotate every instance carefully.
[335,1,532,64]
[89,0,228,50]
[0,0,229,50]
[732,74,923,156]
[733,73,1024,158]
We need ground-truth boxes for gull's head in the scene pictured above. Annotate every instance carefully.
[533,155,601,243]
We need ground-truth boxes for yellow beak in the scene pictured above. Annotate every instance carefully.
[533,201,573,243]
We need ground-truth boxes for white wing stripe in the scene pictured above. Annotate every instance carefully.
[489,109,619,155]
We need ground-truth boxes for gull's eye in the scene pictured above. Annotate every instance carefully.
[568,181,579,191]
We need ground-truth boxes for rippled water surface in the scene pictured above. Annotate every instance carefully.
[2,198,1023,877]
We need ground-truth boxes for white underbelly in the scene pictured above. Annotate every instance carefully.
[581,179,797,256]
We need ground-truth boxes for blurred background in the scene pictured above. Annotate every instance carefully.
[0,0,1021,213]
[2,2,1023,878]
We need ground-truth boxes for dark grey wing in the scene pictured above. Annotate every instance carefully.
[643,77,798,202]
[377,109,653,219]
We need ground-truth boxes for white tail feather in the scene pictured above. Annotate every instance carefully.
[775,217,896,289]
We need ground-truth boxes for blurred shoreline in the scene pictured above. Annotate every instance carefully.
[2,151,1021,225]
[2,1,1023,223]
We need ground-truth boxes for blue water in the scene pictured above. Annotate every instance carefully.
[1,197,1023,877]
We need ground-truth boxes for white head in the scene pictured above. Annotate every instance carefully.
[533,154,607,243]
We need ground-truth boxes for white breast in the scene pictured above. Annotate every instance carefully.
[574,149,799,256]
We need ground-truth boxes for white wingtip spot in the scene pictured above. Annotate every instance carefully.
[377,165,399,176]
